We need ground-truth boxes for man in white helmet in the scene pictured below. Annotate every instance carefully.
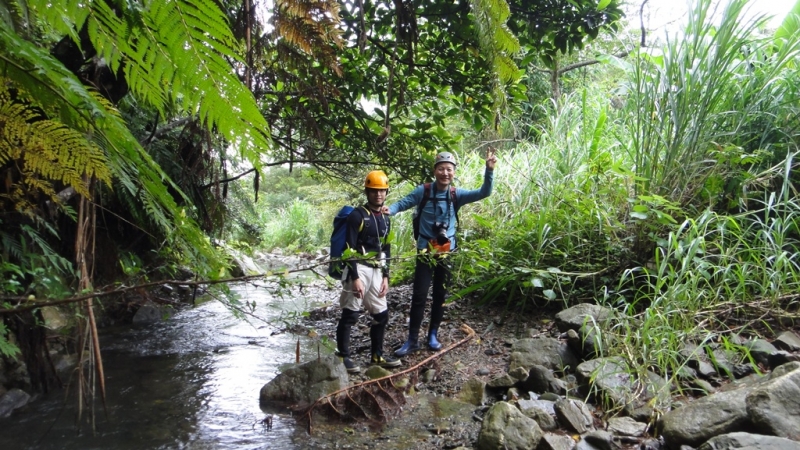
[387,149,498,356]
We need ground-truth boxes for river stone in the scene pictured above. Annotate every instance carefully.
[769,351,800,367]
[575,357,669,410]
[508,366,528,381]
[259,354,348,405]
[476,401,543,450]
[487,372,517,388]
[659,386,751,448]
[509,338,579,372]
[40,306,70,331]
[745,364,800,439]
[769,361,800,378]
[132,302,172,325]
[711,348,736,378]
[774,331,800,352]
[607,416,648,436]
[540,432,576,450]
[519,397,556,415]
[458,378,487,406]
[698,432,800,450]
[555,303,613,332]
[554,398,594,434]
[581,430,615,450]
[520,364,562,394]
[365,365,391,379]
[519,404,557,430]
[742,339,778,368]
[0,388,30,418]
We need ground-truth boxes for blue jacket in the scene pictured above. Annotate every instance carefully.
[389,167,494,250]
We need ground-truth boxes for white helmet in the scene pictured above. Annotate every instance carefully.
[434,152,457,168]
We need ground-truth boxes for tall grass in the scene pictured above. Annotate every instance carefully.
[623,0,800,206]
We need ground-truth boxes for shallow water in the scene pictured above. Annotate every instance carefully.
[0,281,339,450]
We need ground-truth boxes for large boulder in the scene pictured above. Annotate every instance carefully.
[659,386,752,447]
[698,432,800,450]
[745,364,800,440]
[509,338,579,372]
[259,355,349,406]
[477,401,543,450]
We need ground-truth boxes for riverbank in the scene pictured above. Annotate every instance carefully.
[296,284,800,450]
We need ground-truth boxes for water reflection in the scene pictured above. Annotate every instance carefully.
[0,281,338,450]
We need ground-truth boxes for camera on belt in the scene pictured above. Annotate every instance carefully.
[433,222,448,245]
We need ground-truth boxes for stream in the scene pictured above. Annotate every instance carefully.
[0,280,338,450]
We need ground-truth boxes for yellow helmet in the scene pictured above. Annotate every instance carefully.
[364,170,389,189]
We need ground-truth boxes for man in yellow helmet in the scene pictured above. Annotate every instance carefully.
[336,170,401,373]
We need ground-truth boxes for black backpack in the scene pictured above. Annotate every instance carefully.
[412,182,458,240]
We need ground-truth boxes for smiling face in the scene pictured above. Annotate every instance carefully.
[365,188,388,209]
[434,162,456,188]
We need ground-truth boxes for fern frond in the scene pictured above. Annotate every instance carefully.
[0,78,111,200]
[468,0,521,119]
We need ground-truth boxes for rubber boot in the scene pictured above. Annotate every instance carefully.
[427,329,443,351]
[394,331,420,357]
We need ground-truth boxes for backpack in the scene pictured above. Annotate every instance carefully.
[412,183,458,240]
[328,206,369,278]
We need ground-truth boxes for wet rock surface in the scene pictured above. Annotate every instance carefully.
[296,288,800,449]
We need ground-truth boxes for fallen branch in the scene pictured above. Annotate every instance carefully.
[301,323,477,434]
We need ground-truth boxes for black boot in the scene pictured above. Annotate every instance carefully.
[336,309,361,373]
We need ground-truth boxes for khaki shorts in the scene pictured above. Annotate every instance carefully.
[339,264,388,314]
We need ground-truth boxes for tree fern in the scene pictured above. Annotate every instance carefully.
[0,24,225,276]
[469,0,521,116]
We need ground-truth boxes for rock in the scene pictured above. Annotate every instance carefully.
[690,378,717,396]
[581,430,615,450]
[521,364,564,395]
[259,355,348,405]
[459,378,487,406]
[768,361,800,378]
[518,398,556,415]
[0,388,31,418]
[555,303,613,332]
[476,401,543,450]
[132,302,172,325]
[697,359,720,379]
[508,366,528,381]
[554,398,594,434]
[519,404,558,430]
[697,432,800,450]
[711,348,736,379]
[607,416,648,436]
[732,363,755,379]
[774,331,800,352]
[365,365,391,379]
[487,372,517,388]
[540,432,577,450]
[745,364,800,439]
[507,387,522,401]
[769,351,800,367]
[40,306,71,331]
[509,338,579,372]
[741,339,778,368]
[476,368,490,376]
[640,437,667,450]
[575,357,669,411]
[659,386,751,448]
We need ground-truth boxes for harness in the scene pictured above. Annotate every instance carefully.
[413,182,459,240]
[354,205,390,267]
